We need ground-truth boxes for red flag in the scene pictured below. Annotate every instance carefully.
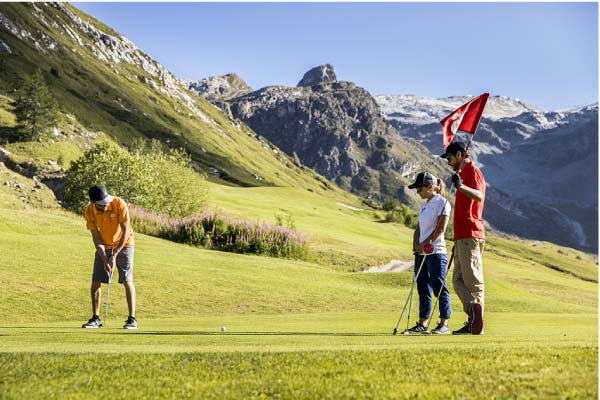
[440,93,489,148]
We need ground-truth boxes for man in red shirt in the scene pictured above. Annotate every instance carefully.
[440,141,485,335]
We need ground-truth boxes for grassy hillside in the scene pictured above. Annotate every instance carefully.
[0,2,352,197]
[0,163,59,209]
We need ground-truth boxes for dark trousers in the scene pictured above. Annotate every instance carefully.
[414,253,451,320]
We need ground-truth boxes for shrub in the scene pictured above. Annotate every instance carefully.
[130,206,310,260]
[129,139,208,218]
[62,140,208,217]
[383,201,418,229]
[382,198,401,212]
[275,212,296,230]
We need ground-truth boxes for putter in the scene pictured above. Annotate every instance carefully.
[103,268,114,328]
[392,253,428,335]
[423,246,455,332]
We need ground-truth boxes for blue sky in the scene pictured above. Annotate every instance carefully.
[74,2,598,110]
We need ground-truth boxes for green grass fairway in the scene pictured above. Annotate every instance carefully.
[1,313,597,399]
[0,189,597,399]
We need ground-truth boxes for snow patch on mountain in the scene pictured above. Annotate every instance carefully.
[376,94,544,124]
[0,39,11,53]
[375,93,598,251]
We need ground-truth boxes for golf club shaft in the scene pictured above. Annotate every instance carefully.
[104,268,113,327]
[393,253,428,331]
[406,254,428,330]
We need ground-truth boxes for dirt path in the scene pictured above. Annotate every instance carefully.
[336,202,363,211]
[362,260,412,273]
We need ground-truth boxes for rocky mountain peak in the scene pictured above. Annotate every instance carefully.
[297,64,337,87]
[185,73,253,102]
[218,68,447,200]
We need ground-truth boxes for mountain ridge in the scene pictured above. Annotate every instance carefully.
[0,2,358,202]
[189,66,452,208]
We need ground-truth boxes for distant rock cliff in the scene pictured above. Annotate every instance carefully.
[184,73,252,103]
[297,64,337,87]
[214,65,449,200]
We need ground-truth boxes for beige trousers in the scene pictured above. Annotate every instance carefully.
[452,238,485,316]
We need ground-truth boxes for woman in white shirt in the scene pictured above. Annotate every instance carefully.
[405,171,452,334]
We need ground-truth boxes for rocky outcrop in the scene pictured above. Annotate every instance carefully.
[0,147,67,198]
[0,39,11,53]
[185,73,253,103]
[220,66,448,200]
[297,64,337,87]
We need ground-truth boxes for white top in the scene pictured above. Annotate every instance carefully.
[418,194,451,254]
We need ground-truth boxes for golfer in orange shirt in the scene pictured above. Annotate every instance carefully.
[81,185,137,329]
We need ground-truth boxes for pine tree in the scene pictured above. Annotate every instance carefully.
[13,69,58,140]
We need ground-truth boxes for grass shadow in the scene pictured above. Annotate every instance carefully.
[120,331,391,337]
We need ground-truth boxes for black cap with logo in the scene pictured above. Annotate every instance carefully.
[408,172,437,189]
[440,141,467,159]
[88,185,114,206]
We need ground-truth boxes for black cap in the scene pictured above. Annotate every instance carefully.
[440,141,467,159]
[88,185,113,206]
[408,172,437,189]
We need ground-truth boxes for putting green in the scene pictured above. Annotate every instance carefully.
[1,312,596,353]
[1,312,596,399]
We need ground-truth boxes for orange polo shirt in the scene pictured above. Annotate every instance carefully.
[84,197,134,249]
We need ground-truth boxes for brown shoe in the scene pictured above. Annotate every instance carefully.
[471,303,484,335]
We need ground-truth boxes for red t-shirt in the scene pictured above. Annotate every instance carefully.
[454,161,486,240]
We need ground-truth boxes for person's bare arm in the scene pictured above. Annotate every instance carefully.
[453,173,483,201]
[413,225,420,254]
[457,185,483,202]
[91,229,111,273]
[112,221,132,255]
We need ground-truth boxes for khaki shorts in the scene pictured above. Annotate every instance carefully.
[92,247,134,284]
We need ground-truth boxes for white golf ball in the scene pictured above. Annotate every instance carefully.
[221,326,227,332]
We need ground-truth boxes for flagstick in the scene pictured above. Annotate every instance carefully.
[451,132,472,193]
[457,111,481,190]
[465,134,474,155]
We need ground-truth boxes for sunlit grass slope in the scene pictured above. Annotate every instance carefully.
[0,199,595,324]
[0,2,351,195]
